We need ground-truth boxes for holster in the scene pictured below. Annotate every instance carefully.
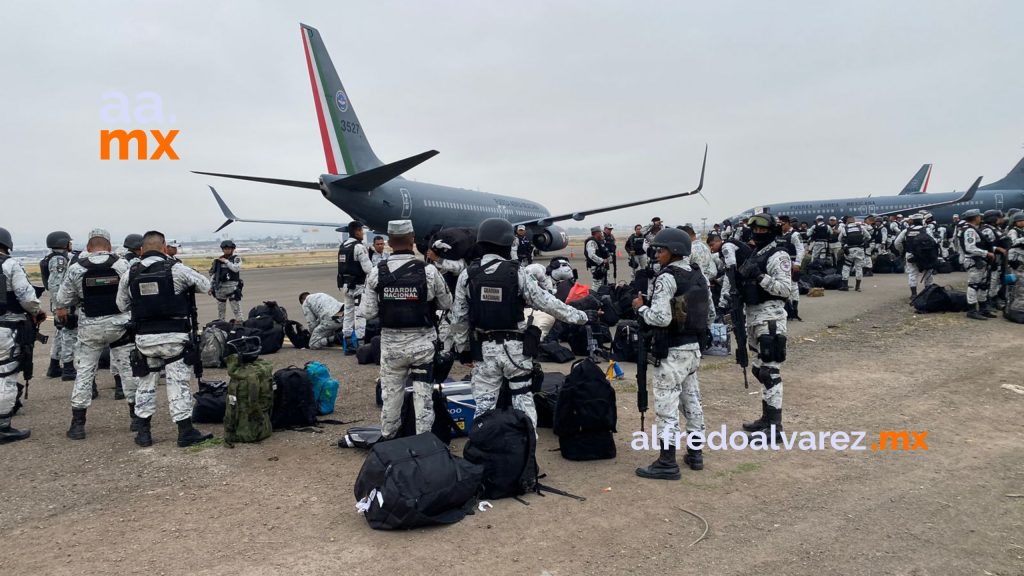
[650,329,671,360]
[756,320,787,363]
[129,348,151,377]
[530,362,544,393]
[470,333,483,362]
[522,324,541,358]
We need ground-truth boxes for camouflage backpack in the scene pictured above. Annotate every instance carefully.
[223,355,274,444]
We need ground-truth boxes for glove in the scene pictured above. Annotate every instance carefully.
[458,350,474,366]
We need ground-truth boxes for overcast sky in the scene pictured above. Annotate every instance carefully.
[2,0,1022,246]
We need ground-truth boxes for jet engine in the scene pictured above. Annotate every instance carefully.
[533,225,569,252]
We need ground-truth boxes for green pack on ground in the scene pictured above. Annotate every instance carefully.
[223,355,275,444]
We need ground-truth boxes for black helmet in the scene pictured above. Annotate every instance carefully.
[649,227,692,257]
[0,227,12,251]
[983,209,1003,224]
[476,218,515,247]
[961,208,982,220]
[220,240,236,249]
[123,234,143,250]
[225,335,261,363]
[45,231,72,250]
[748,213,778,231]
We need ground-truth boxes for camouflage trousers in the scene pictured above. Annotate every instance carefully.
[0,331,19,416]
[841,247,868,281]
[70,323,139,410]
[964,260,989,305]
[214,282,242,322]
[309,317,345,350]
[746,306,787,410]
[342,285,367,340]
[379,340,436,438]
[905,260,933,289]
[471,339,537,429]
[810,242,829,264]
[133,342,196,422]
[49,325,76,363]
[652,347,704,448]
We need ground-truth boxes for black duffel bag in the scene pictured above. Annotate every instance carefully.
[242,315,285,354]
[354,433,483,530]
[192,380,228,423]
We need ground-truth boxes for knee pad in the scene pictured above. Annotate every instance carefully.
[758,367,781,390]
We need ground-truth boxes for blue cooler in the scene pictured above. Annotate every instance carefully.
[401,380,476,437]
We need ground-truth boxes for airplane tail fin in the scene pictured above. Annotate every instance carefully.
[980,154,1024,191]
[300,24,383,175]
[898,164,932,195]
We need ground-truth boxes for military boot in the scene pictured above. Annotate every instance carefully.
[910,286,918,301]
[855,279,862,292]
[46,358,61,378]
[66,408,87,440]
[61,361,77,382]
[636,444,680,480]
[114,375,125,400]
[742,400,770,433]
[980,302,998,318]
[838,280,850,291]
[682,443,704,471]
[966,303,989,321]
[128,402,141,432]
[0,414,30,444]
[134,417,153,447]
[764,405,784,441]
[790,301,803,321]
[176,418,214,448]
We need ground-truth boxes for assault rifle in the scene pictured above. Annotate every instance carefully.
[187,288,203,379]
[725,266,750,389]
[635,318,649,430]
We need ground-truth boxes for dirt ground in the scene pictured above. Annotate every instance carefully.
[2,258,1022,576]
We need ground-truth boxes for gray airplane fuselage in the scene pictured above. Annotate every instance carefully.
[735,188,1024,224]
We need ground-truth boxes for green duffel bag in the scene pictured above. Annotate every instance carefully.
[223,354,275,444]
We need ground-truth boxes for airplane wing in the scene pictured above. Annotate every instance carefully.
[207,186,348,232]
[515,146,707,228]
[875,176,981,217]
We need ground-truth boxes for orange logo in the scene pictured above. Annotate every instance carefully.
[99,91,180,160]
[100,129,179,160]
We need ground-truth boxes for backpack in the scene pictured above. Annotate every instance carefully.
[284,320,311,349]
[271,366,318,429]
[339,425,384,449]
[945,288,969,312]
[429,227,479,262]
[356,336,381,365]
[534,372,565,429]
[797,279,812,295]
[223,355,274,444]
[200,324,228,368]
[353,432,483,530]
[553,358,617,461]
[242,315,285,354]
[192,379,228,423]
[1005,281,1024,323]
[247,301,288,324]
[821,274,844,290]
[611,320,640,363]
[934,258,953,274]
[538,341,574,363]
[911,284,951,313]
[463,387,541,499]
[364,318,382,344]
[908,231,940,270]
[305,361,340,415]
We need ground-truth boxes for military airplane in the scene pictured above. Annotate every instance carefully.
[732,155,1024,223]
[195,24,706,252]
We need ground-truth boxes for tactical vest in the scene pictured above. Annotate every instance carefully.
[585,238,609,269]
[128,254,191,334]
[629,234,645,254]
[739,246,788,306]
[871,225,884,245]
[79,255,122,317]
[726,238,753,267]
[213,255,241,282]
[0,255,27,315]
[338,239,367,288]
[376,260,434,329]
[829,226,840,243]
[516,237,533,259]
[843,223,865,247]
[40,251,68,289]
[467,258,524,331]
[603,234,616,254]
[659,265,710,344]
[811,224,830,241]
[776,231,797,257]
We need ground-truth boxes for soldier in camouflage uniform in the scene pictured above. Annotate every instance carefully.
[0,227,44,444]
[210,240,243,322]
[633,228,711,480]
[720,214,793,439]
[41,231,77,380]
[451,218,589,428]
[838,215,869,292]
[56,229,141,440]
[115,231,213,448]
[362,220,452,438]
[958,210,995,320]
[300,292,346,350]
